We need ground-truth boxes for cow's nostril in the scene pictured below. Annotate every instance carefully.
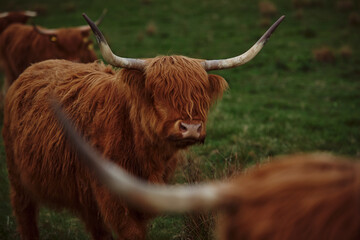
[179,122,202,136]
[179,123,188,132]
[197,124,202,133]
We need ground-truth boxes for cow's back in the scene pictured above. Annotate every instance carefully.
[3,59,126,208]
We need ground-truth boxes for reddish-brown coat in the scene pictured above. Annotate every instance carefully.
[217,154,360,240]
[0,24,97,91]
[0,11,34,88]
[0,11,33,34]
[3,57,228,239]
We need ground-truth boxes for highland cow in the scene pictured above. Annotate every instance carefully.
[3,15,284,240]
[54,103,360,240]
[0,10,37,34]
[0,10,105,92]
[0,11,36,75]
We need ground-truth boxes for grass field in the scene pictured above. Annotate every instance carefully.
[1,0,360,239]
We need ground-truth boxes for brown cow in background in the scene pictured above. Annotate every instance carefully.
[0,10,37,34]
[3,15,284,240]
[0,10,105,92]
[0,10,37,113]
[53,103,360,240]
[0,10,36,75]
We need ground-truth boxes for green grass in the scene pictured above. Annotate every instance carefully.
[1,0,360,239]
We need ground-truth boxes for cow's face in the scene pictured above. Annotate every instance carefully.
[82,14,285,148]
[48,28,97,63]
[124,56,228,148]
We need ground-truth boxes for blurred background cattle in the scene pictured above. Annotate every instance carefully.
[0,10,106,94]
[0,0,359,239]
[0,10,36,34]
[0,10,36,107]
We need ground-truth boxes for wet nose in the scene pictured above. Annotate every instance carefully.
[179,122,202,138]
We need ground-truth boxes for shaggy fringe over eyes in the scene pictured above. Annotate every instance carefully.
[145,56,211,120]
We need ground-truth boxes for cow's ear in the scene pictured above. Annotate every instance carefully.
[122,69,145,89]
[208,74,228,103]
[121,69,150,98]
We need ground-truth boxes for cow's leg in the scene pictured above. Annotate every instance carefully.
[9,183,39,240]
[92,184,148,240]
[117,214,148,240]
[5,142,40,240]
[1,68,11,111]
[78,207,113,240]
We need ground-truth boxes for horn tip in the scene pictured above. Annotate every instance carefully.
[259,15,285,45]
[82,13,106,44]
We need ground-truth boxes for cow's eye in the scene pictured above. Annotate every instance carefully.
[87,43,94,50]
[50,36,57,42]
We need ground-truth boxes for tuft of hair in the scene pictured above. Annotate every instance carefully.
[258,1,278,17]
[145,21,157,36]
[178,155,216,240]
[294,9,304,19]
[336,0,354,11]
[338,45,353,59]
[61,2,77,12]
[32,4,48,15]
[141,0,152,5]
[313,46,336,63]
[259,17,272,28]
[137,31,145,42]
[348,12,360,26]
[292,0,323,8]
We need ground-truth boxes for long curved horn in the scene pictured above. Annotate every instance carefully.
[82,13,146,70]
[202,15,285,71]
[33,9,107,36]
[50,98,228,213]
[33,24,57,35]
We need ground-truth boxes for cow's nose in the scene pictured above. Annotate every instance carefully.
[179,122,202,138]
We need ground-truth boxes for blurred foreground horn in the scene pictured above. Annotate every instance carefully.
[50,97,228,213]
[82,13,146,70]
[202,15,285,71]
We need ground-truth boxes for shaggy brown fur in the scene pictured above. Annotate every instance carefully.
[0,24,97,91]
[3,57,228,239]
[217,154,360,240]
